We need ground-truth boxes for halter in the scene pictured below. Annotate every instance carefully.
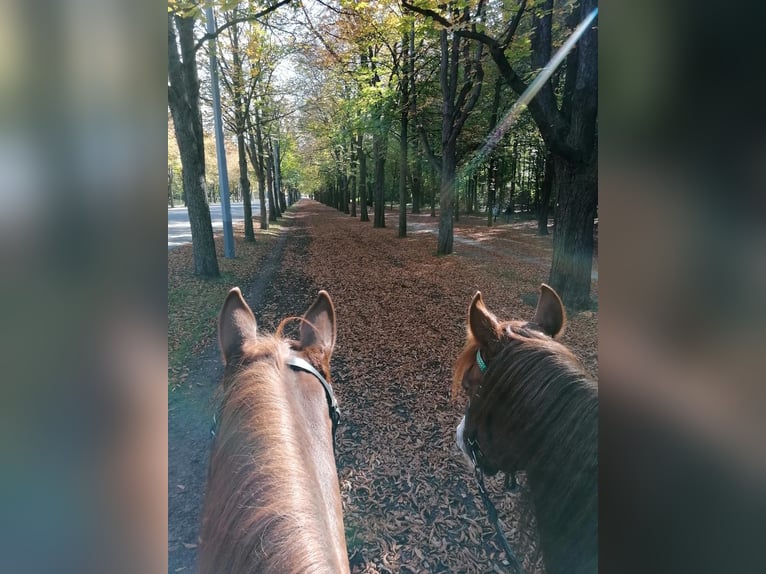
[211,354,341,445]
[467,348,523,573]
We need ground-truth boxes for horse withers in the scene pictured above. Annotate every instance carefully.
[454,284,598,574]
[199,288,349,574]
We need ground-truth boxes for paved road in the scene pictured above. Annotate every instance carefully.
[168,202,260,250]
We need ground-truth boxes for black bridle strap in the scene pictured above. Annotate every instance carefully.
[210,356,341,442]
[469,442,523,573]
[285,355,341,439]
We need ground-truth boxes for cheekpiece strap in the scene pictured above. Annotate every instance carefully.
[476,348,488,373]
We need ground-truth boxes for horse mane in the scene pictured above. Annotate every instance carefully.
[455,324,598,574]
[199,334,338,573]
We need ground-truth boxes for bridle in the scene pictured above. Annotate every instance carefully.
[466,348,523,573]
[285,354,341,441]
[211,353,341,446]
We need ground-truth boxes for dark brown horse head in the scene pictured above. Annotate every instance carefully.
[454,284,572,473]
[453,285,598,574]
[200,288,349,574]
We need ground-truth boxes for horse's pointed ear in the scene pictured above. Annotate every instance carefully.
[533,283,566,338]
[469,291,500,346]
[300,290,336,355]
[218,287,257,365]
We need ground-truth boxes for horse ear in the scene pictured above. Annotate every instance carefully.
[469,291,500,346]
[533,283,566,338]
[300,290,336,355]
[218,287,257,365]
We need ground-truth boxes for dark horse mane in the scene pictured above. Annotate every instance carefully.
[455,322,598,574]
[199,331,340,573]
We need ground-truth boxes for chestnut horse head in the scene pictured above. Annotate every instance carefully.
[453,285,598,574]
[199,288,349,574]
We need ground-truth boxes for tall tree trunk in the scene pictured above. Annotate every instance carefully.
[167,13,219,277]
[430,161,436,217]
[454,177,460,223]
[168,168,174,207]
[350,145,357,218]
[436,17,484,254]
[248,112,268,230]
[409,26,421,215]
[537,151,553,235]
[358,133,369,222]
[437,141,456,254]
[487,153,497,228]
[509,140,518,215]
[368,45,390,229]
[398,30,409,238]
[264,134,277,222]
[266,150,277,221]
[412,142,422,214]
[273,139,286,212]
[373,133,386,228]
[496,158,506,208]
[338,169,346,212]
[545,0,598,309]
[549,155,596,308]
[226,16,253,241]
[238,132,254,241]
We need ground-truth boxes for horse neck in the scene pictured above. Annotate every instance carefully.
[200,363,349,574]
[526,396,598,574]
[287,370,349,571]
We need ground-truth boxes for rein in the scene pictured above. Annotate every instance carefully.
[470,349,523,573]
[211,354,341,444]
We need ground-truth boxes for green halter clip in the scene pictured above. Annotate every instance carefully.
[476,349,488,373]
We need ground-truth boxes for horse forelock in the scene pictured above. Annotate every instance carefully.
[200,334,345,573]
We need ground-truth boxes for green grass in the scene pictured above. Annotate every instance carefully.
[168,222,284,389]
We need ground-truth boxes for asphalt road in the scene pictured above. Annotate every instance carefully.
[168,202,259,250]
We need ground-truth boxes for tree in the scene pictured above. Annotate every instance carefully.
[248,107,269,230]
[404,0,598,308]
[168,0,291,274]
[486,77,502,227]
[404,2,485,255]
[168,8,219,277]
[398,25,411,238]
[217,10,255,241]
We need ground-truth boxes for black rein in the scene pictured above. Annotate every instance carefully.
[468,438,524,573]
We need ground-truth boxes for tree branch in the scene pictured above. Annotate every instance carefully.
[299,0,349,71]
[499,0,527,48]
[192,0,292,53]
[416,123,441,173]
[314,0,358,17]
[401,1,452,28]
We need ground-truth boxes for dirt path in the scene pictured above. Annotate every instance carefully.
[168,200,598,573]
